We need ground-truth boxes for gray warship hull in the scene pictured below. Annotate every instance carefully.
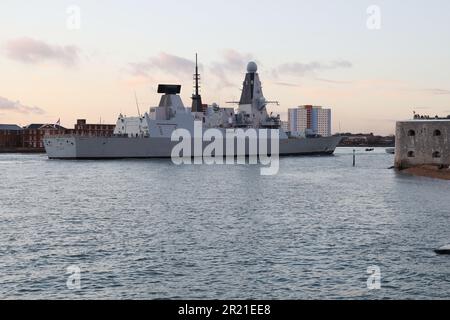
[44,135,342,159]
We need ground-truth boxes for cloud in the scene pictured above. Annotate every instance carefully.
[0,96,45,114]
[128,52,195,78]
[314,78,353,84]
[4,37,80,66]
[209,49,255,88]
[276,60,352,77]
[126,50,352,92]
[128,50,255,89]
[273,82,300,87]
[422,88,450,95]
[218,49,254,71]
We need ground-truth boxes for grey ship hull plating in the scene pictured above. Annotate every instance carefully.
[44,136,342,159]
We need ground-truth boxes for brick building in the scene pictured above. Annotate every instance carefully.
[21,120,115,149]
[22,124,66,149]
[72,119,115,137]
[0,124,23,149]
[0,119,116,152]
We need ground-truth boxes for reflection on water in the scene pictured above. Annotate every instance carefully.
[0,148,449,299]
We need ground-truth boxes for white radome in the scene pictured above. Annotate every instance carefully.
[247,61,258,73]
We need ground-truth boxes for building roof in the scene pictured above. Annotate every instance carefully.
[400,119,450,123]
[24,124,45,129]
[39,124,66,130]
[0,124,23,131]
[24,124,66,130]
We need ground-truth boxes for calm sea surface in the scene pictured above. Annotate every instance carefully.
[1,148,449,300]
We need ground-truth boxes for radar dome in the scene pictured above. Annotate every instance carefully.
[247,61,258,73]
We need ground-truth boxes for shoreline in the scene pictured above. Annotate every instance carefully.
[0,148,45,154]
[400,165,450,180]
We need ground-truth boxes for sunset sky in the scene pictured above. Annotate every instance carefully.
[1,0,450,134]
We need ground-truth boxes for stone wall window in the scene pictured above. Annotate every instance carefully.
[407,151,415,158]
[433,129,442,137]
[433,151,441,158]
[408,130,416,137]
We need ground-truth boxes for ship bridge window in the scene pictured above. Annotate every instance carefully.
[433,129,442,137]
[433,151,442,158]
[407,151,415,158]
[408,130,416,137]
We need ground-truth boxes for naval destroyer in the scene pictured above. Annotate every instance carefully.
[44,58,341,159]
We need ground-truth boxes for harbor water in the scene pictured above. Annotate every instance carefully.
[0,148,449,299]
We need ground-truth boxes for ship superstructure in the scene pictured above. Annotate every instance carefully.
[44,58,341,159]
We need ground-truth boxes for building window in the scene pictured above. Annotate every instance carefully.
[433,129,442,137]
[407,151,415,158]
[433,151,441,158]
[408,130,416,137]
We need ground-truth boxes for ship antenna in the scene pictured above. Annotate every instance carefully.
[195,53,199,97]
[191,53,203,113]
[134,91,141,117]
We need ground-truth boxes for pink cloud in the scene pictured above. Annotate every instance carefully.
[0,96,45,115]
[4,37,80,66]
[276,60,352,78]
[128,52,195,77]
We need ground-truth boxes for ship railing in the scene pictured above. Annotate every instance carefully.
[43,133,117,139]
[43,133,148,139]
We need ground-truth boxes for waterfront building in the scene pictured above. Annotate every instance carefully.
[395,119,450,169]
[0,124,23,149]
[22,124,66,149]
[23,120,115,149]
[0,119,116,152]
[288,105,332,137]
[73,119,115,137]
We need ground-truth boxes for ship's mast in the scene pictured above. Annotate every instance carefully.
[195,54,199,97]
[191,53,203,113]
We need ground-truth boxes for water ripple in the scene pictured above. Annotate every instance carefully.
[0,149,449,299]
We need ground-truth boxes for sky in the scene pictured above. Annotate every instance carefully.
[1,0,450,135]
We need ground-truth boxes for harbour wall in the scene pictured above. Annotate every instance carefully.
[395,120,450,169]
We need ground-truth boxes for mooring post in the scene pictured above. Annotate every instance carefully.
[353,149,356,167]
